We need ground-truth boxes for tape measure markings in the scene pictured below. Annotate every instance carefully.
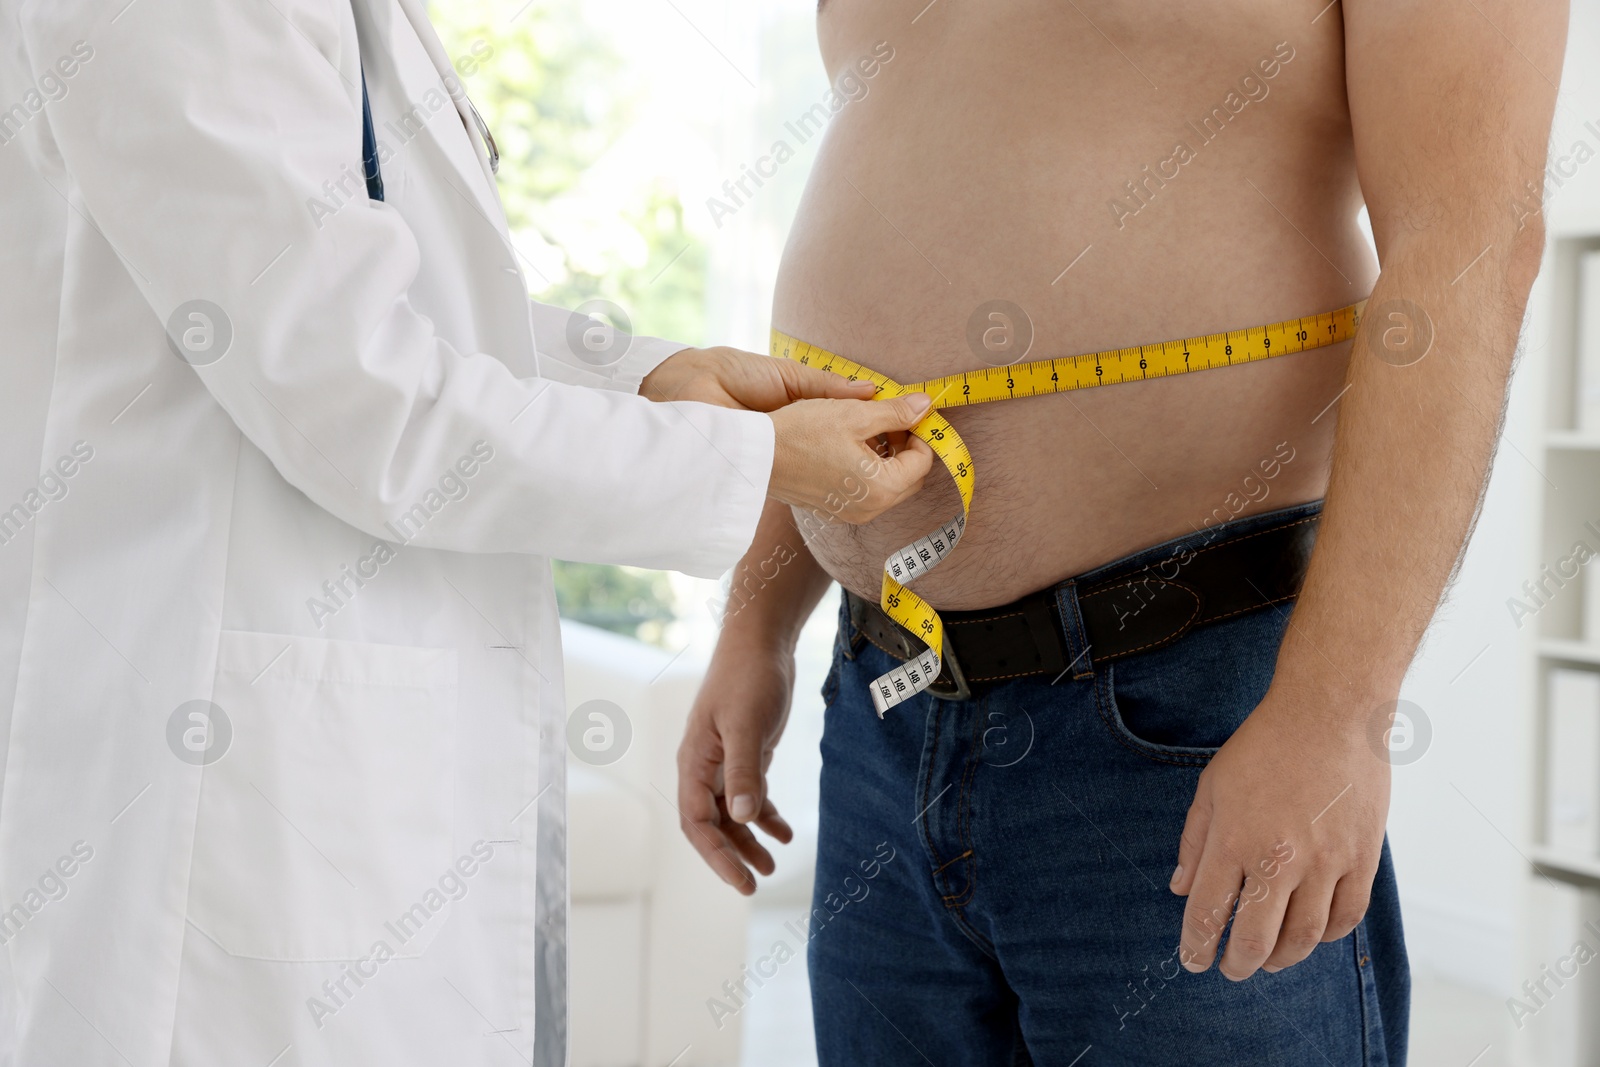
[774,299,1364,716]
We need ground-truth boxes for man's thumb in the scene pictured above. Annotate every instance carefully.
[1170,795,1213,896]
[721,721,766,824]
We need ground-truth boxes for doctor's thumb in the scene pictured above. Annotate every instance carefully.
[863,392,934,435]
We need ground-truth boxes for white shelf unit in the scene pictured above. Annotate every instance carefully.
[1516,233,1600,1067]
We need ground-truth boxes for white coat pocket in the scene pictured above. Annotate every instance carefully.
[186,630,457,962]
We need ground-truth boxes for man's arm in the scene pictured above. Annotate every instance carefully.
[676,499,836,891]
[1172,0,1568,979]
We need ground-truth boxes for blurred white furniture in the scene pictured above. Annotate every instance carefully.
[563,621,750,1067]
[1519,230,1600,1066]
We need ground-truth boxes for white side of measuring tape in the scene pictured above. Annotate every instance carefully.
[870,513,966,715]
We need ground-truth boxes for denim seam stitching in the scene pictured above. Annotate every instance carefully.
[949,906,998,958]
[919,698,948,876]
[938,702,985,909]
[1355,920,1376,1067]
[941,700,997,957]
[931,848,973,876]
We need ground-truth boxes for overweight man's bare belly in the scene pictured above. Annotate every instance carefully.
[775,0,1381,610]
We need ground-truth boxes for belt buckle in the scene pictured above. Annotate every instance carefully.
[924,635,972,702]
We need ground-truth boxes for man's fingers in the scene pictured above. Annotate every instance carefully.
[1263,881,1335,972]
[676,724,759,891]
[678,798,758,893]
[719,795,796,876]
[754,797,794,844]
[1179,854,1243,973]
[1321,874,1373,943]
[718,811,779,876]
[1217,868,1294,981]
[1170,792,1213,896]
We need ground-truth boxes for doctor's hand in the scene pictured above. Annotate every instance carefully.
[767,393,935,524]
[640,346,877,410]
[642,347,935,523]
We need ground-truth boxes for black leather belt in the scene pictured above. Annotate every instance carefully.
[844,514,1318,701]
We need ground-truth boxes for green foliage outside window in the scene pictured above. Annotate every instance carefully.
[431,0,709,343]
[432,0,701,642]
[549,562,679,644]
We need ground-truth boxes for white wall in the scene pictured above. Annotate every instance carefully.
[1388,0,1600,998]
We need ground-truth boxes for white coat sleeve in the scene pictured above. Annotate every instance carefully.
[526,299,688,393]
[17,1,770,577]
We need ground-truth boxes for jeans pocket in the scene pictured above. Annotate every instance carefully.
[1093,609,1284,766]
[1094,665,1219,766]
[186,630,458,961]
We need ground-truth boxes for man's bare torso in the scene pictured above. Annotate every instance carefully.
[775,0,1378,610]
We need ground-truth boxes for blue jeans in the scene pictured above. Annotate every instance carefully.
[808,501,1408,1066]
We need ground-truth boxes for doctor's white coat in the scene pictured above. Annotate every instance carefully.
[0,1,773,1063]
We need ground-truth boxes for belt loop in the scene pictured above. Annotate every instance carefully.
[838,587,862,660]
[1054,580,1095,680]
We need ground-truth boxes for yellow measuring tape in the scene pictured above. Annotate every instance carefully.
[772,300,1366,716]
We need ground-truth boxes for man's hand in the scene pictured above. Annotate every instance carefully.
[1169,0,1563,982]
[640,345,876,410]
[1170,686,1391,980]
[677,632,798,894]
[676,501,834,894]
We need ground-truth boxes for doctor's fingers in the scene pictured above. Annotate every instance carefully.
[771,358,881,404]
[768,396,926,520]
[662,348,877,412]
[832,433,934,525]
[856,392,935,437]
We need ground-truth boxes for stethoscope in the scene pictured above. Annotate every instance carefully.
[466,98,500,175]
[359,67,499,203]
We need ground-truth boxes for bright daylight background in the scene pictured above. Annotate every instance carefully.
[427,2,1600,1065]
[431,0,814,654]
[429,1,842,1061]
